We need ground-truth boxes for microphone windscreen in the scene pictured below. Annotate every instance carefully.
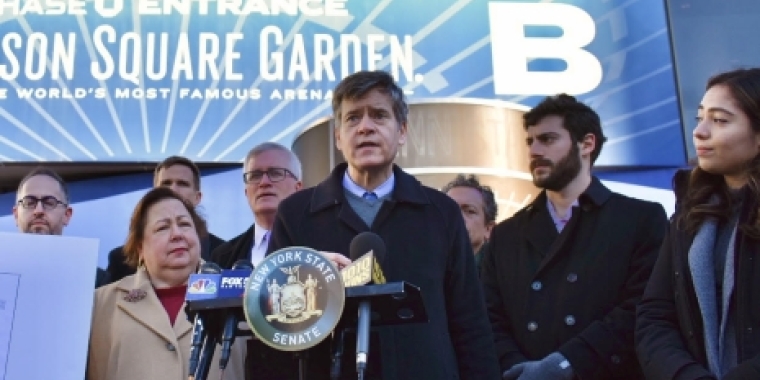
[231,259,254,270]
[199,261,223,274]
[349,232,386,261]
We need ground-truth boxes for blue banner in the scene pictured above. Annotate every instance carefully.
[0,0,685,167]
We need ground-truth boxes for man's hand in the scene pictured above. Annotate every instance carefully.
[502,361,530,379]
[319,251,352,270]
[502,353,574,380]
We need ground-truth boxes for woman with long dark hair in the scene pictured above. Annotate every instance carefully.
[636,67,760,379]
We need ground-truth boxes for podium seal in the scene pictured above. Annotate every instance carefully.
[243,246,345,351]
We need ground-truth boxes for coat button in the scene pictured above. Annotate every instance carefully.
[566,273,578,283]
[527,322,538,332]
[531,281,542,291]
[611,355,621,365]
[166,343,176,352]
[564,315,576,326]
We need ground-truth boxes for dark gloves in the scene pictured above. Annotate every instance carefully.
[723,360,760,380]
[502,352,574,380]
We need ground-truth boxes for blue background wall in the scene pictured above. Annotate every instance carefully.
[0,168,253,268]
[0,0,696,267]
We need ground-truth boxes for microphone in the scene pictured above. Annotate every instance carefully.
[188,262,222,380]
[348,232,387,380]
[219,259,254,370]
[342,233,387,287]
[185,262,253,380]
[330,328,347,380]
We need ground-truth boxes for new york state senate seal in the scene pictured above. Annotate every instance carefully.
[243,246,345,351]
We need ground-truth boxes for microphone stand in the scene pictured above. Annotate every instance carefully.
[330,328,346,380]
[187,316,205,379]
[294,350,309,380]
[193,334,218,380]
[356,301,371,380]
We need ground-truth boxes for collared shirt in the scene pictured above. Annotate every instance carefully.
[546,197,579,233]
[250,223,270,267]
[342,171,395,199]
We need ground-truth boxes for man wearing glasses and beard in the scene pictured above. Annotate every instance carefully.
[13,167,110,287]
[481,94,668,380]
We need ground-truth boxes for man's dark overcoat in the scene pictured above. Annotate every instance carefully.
[257,163,500,380]
[481,178,667,379]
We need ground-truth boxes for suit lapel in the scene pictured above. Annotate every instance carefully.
[230,225,256,265]
[200,236,211,260]
[534,209,581,277]
[338,201,369,233]
[371,199,397,231]
[174,306,193,340]
[524,206,559,259]
[116,269,176,344]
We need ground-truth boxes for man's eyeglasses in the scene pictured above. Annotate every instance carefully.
[17,195,67,210]
[243,168,296,184]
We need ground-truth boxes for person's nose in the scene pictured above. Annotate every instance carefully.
[258,172,274,187]
[356,113,376,134]
[32,201,46,215]
[169,223,184,241]
[528,141,544,159]
[693,120,710,141]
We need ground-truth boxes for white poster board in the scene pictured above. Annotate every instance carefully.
[0,232,99,380]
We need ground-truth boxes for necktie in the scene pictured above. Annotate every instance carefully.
[252,231,269,267]
[363,192,378,201]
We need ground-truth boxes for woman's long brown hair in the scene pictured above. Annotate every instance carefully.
[678,68,760,238]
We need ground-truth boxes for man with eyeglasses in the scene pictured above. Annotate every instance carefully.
[210,142,304,380]
[105,155,226,283]
[211,142,302,269]
[13,167,110,288]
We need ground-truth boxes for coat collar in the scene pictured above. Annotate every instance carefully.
[115,268,193,344]
[309,163,429,214]
[525,176,611,215]
[522,176,611,277]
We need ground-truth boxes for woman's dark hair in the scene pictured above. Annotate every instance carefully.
[678,68,760,237]
[123,187,208,268]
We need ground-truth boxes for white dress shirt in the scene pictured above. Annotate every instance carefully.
[250,223,270,267]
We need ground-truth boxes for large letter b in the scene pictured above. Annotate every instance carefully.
[488,2,602,96]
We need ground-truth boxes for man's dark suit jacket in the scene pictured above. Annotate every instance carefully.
[210,225,255,269]
[105,233,225,283]
[95,268,109,288]
[247,163,500,380]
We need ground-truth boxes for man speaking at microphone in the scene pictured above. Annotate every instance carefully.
[262,70,500,380]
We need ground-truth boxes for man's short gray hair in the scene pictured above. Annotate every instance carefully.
[243,142,302,180]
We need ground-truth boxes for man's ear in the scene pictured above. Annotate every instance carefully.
[193,190,202,207]
[485,221,495,238]
[63,206,73,227]
[334,122,343,152]
[398,121,408,146]
[580,133,596,157]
